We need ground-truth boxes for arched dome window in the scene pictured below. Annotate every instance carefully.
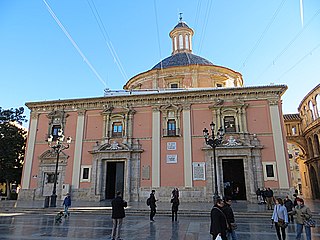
[185,35,189,50]
[174,36,177,51]
[179,34,183,49]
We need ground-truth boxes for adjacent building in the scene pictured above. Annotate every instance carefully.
[19,20,291,202]
[284,83,320,199]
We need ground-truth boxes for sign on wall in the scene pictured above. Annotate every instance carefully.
[167,142,176,150]
[193,162,206,180]
[166,154,178,164]
[142,165,150,180]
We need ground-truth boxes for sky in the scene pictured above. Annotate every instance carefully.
[1,0,320,125]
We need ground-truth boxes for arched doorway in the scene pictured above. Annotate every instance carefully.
[309,166,320,199]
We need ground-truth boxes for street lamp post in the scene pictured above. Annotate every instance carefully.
[203,122,224,204]
[47,129,72,207]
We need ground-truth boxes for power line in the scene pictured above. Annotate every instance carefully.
[277,42,320,81]
[43,0,106,88]
[87,0,128,82]
[239,0,287,71]
[194,0,202,43]
[153,0,163,70]
[255,8,320,81]
[198,0,213,54]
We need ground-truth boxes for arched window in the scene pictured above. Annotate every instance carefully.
[308,137,314,159]
[179,34,183,49]
[316,94,320,118]
[314,134,320,156]
[174,36,177,51]
[185,35,189,50]
[309,100,315,120]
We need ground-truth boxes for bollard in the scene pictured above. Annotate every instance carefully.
[44,196,50,208]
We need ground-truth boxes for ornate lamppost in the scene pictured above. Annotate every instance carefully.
[47,129,72,207]
[203,122,224,204]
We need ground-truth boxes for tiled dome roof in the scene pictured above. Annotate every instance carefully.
[152,52,213,70]
[174,22,190,29]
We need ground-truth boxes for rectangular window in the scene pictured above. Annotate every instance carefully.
[112,122,123,137]
[266,165,274,177]
[170,83,178,88]
[224,116,236,133]
[167,119,176,136]
[80,166,91,182]
[262,162,277,181]
[51,125,61,140]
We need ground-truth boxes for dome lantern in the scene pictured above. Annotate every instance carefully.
[169,14,194,55]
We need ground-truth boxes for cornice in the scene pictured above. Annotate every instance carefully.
[26,85,287,113]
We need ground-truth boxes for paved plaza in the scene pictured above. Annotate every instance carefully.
[0,212,319,240]
[0,199,319,239]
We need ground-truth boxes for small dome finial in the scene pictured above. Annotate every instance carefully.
[179,12,183,22]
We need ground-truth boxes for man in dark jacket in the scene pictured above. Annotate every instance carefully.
[149,190,157,222]
[284,195,294,223]
[111,191,127,240]
[265,188,274,210]
[62,193,71,217]
[222,197,238,240]
[210,198,228,240]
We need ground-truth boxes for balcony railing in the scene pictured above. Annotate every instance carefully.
[163,128,180,137]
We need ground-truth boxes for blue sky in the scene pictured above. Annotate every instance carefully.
[1,0,320,123]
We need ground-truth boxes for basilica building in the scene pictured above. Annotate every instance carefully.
[20,20,291,202]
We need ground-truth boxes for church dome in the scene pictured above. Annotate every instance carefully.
[152,52,213,70]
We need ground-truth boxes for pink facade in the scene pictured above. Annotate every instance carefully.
[20,20,291,202]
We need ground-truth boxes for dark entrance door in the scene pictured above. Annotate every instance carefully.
[222,159,246,200]
[106,161,124,199]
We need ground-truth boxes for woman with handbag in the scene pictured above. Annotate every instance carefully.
[289,198,312,240]
[271,198,288,240]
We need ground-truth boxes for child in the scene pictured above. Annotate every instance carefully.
[62,193,71,218]
[55,211,64,223]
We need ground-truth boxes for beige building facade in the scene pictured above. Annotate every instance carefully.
[20,20,291,203]
[284,84,320,199]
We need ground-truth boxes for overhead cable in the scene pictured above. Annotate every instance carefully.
[87,0,128,82]
[198,0,213,54]
[239,0,287,71]
[255,8,320,81]
[277,42,320,81]
[43,0,106,87]
[153,0,163,70]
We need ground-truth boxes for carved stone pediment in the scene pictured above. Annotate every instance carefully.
[39,150,69,165]
[223,136,243,147]
[97,141,130,151]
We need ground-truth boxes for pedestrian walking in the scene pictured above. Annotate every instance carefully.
[283,196,294,223]
[222,196,238,240]
[171,188,179,221]
[210,198,228,240]
[271,198,288,240]
[265,188,274,210]
[293,194,298,208]
[256,188,262,202]
[111,191,127,240]
[289,198,313,240]
[148,189,157,222]
[261,188,267,204]
[62,193,71,218]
